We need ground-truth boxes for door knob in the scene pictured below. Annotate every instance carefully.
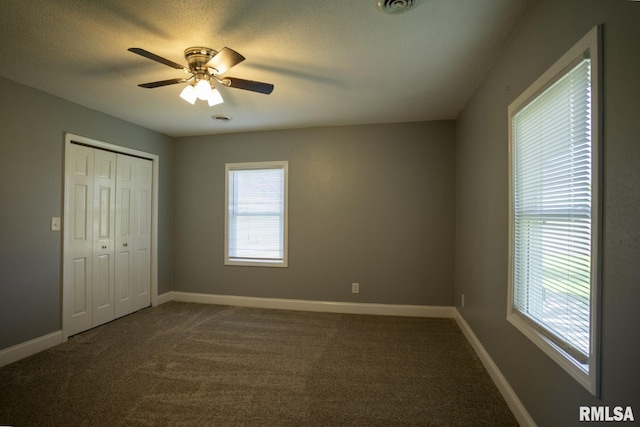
[101,245,107,249]
[123,243,128,247]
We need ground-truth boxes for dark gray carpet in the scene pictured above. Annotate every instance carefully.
[0,302,517,426]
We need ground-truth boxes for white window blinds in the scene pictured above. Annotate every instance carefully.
[226,162,288,266]
[511,57,593,363]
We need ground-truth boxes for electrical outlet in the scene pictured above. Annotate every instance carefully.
[461,293,465,307]
[352,283,360,294]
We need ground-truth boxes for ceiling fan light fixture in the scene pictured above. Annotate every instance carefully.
[129,46,272,105]
[179,84,197,104]
[179,80,223,106]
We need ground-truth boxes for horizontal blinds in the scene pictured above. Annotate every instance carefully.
[512,58,592,362]
[228,167,285,261]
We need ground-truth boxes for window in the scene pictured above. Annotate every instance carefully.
[507,27,601,395]
[225,161,288,267]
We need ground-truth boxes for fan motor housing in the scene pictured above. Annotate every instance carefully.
[184,47,217,72]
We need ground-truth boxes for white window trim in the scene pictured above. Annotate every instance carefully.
[506,26,602,396]
[224,161,289,268]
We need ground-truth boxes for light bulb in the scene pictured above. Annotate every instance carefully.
[179,85,197,104]
[195,79,212,101]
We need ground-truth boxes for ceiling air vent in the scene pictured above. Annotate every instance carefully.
[375,0,419,14]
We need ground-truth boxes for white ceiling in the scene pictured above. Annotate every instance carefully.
[0,0,532,137]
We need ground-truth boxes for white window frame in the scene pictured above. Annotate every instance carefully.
[507,26,601,395]
[224,161,289,268]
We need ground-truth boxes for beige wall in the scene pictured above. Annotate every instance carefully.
[174,121,456,305]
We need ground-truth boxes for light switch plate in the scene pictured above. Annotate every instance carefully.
[51,217,61,231]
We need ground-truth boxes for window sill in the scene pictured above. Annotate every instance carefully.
[225,259,288,268]
[507,311,596,395]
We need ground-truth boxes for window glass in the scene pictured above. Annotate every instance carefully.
[225,162,288,267]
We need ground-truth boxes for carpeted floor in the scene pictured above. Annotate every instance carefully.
[0,302,518,426]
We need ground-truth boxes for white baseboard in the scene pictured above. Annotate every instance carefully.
[156,290,174,306]
[453,310,536,427]
[0,330,63,368]
[160,291,455,318]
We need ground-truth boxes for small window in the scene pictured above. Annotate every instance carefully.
[507,27,601,395]
[225,161,288,267]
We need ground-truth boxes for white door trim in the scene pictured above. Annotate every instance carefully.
[62,132,159,341]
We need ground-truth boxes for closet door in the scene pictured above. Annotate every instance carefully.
[115,155,135,318]
[133,157,153,311]
[91,149,117,327]
[115,155,152,316]
[64,144,95,336]
[64,141,154,338]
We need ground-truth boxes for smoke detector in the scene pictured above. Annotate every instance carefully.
[375,0,419,14]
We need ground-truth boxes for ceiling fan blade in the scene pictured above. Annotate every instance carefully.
[208,47,245,74]
[138,78,187,88]
[128,48,188,71]
[223,77,274,95]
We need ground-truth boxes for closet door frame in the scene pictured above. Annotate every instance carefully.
[62,133,159,341]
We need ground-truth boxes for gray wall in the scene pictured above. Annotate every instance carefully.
[4,1,638,422]
[0,76,175,350]
[174,121,455,305]
[455,0,640,425]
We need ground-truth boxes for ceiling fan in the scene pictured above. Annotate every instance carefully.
[128,46,274,106]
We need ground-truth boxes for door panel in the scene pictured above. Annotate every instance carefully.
[115,154,135,318]
[64,145,94,336]
[97,157,114,179]
[119,189,131,236]
[72,257,89,316]
[92,150,116,327]
[134,247,150,305]
[95,254,111,309]
[72,185,88,241]
[97,186,112,239]
[133,158,152,310]
[116,251,131,303]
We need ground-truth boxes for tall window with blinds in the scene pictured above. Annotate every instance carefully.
[225,161,288,267]
[507,27,600,395]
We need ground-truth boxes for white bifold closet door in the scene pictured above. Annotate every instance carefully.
[64,143,152,337]
[114,153,152,318]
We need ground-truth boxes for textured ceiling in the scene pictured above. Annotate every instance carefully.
[0,0,532,137]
